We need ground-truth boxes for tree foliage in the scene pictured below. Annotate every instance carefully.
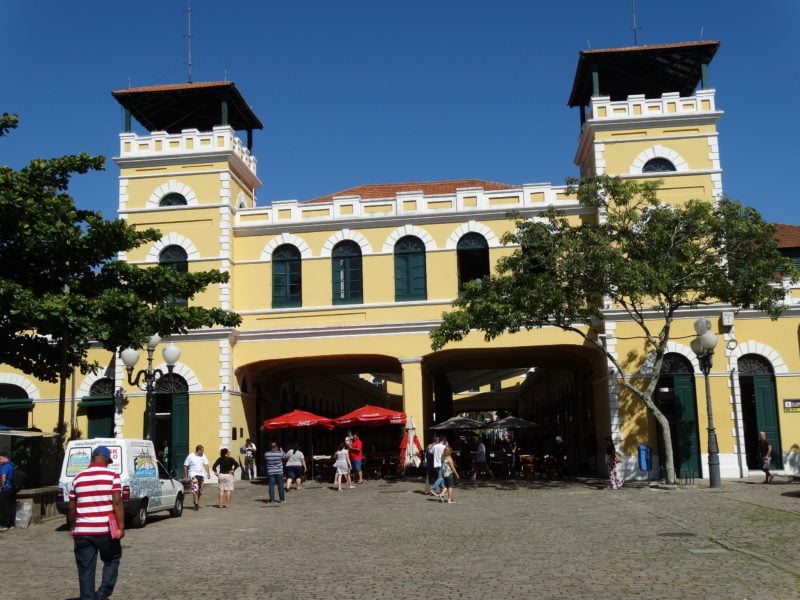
[0,114,241,383]
[431,175,797,484]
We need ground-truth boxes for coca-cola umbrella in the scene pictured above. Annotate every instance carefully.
[334,404,407,427]
[261,410,334,430]
[261,410,334,479]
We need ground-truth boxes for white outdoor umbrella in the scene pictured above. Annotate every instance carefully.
[401,416,423,469]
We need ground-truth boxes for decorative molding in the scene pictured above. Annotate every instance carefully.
[382,224,436,252]
[146,180,199,208]
[0,373,40,400]
[629,145,689,174]
[261,233,313,261]
[444,221,500,250]
[727,341,788,374]
[320,229,373,257]
[146,233,201,262]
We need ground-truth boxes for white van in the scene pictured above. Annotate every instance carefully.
[56,438,185,527]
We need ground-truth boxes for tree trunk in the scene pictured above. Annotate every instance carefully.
[641,393,677,484]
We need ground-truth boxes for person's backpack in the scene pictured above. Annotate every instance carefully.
[9,465,26,492]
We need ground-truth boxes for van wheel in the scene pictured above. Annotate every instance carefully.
[132,500,148,528]
[170,493,184,518]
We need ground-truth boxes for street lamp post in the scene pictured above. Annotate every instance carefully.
[690,318,721,488]
[120,335,181,441]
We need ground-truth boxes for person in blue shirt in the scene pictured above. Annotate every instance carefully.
[0,452,16,530]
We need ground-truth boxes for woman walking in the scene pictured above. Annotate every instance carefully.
[332,443,354,491]
[441,446,460,503]
[604,436,623,490]
[213,448,238,508]
[284,443,307,491]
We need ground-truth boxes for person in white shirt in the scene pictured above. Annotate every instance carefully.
[429,437,446,495]
[183,445,211,511]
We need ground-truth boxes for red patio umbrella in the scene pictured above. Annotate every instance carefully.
[261,409,334,430]
[334,404,407,427]
[260,410,335,480]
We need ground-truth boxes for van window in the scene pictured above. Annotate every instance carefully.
[65,445,123,477]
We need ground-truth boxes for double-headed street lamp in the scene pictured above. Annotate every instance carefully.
[120,335,181,441]
[690,317,721,488]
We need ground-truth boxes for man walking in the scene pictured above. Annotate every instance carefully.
[264,442,286,504]
[429,437,446,496]
[758,431,775,484]
[349,432,364,484]
[0,452,17,530]
[183,445,211,510]
[67,446,125,600]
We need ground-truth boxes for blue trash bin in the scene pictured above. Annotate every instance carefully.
[637,444,652,472]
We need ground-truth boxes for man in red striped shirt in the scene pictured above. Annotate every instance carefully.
[67,446,125,600]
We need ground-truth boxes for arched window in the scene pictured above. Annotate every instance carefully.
[457,233,489,293]
[272,244,302,308]
[159,193,188,207]
[159,245,188,307]
[643,158,676,173]
[394,236,427,301]
[0,384,30,429]
[332,240,363,305]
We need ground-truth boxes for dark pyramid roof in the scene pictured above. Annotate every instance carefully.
[568,41,720,107]
[112,81,263,133]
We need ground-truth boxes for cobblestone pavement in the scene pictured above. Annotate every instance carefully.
[3,474,800,600]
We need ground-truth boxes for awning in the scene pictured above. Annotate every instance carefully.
[78,395,114,409]
[0,398,33,410]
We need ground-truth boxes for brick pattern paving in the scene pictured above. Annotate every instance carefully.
[4,475,800,599]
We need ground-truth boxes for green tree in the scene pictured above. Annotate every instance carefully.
[431,175,797,484]
[0,114,241,435]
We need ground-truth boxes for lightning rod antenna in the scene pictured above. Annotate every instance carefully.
[185,1,193,83]
[631,0,641,46]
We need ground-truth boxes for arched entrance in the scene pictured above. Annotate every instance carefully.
[154,373,189,476]
[654,354,701,478]
[738,354,782,469]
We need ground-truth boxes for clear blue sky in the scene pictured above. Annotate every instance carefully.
[2,1,798,223]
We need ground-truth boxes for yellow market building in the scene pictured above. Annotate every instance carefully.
[2,41,799,482]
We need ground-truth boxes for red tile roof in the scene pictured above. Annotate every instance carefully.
[774,223,800,248]
[111,81,233,95]
[304,179,516,204]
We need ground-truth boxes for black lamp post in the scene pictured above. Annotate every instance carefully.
[120,335,181,441]
[690,318,721,488]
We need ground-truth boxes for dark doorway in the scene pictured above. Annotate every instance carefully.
[654,354,701,479]
[153,374,190,477]
[738,354,782,469]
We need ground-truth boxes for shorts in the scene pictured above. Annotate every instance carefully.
[286,466,303,480]
[217,473,234,491]
[444,474,455,488]
[352,459,362,472]
[762,458,772,470]
[191,475,204,494]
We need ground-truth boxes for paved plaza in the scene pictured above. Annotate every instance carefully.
[3,474,800,600]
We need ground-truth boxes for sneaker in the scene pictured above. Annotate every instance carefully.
[448,499,454,504]
[193,504,199,511]
[0,527,8,531]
